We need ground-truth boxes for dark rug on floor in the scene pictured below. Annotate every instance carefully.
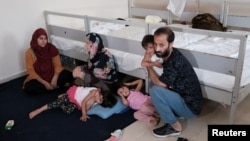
[0,76,136,141]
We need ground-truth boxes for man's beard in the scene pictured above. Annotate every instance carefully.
[156,47,171,58]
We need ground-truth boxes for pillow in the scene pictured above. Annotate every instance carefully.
[87,96,130,119]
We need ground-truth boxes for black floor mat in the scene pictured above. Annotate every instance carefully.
[0,76,136,141]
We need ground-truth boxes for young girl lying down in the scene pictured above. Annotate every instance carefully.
[117,79,160,126]
[29,85,116,121]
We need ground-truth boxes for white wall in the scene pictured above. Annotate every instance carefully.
[1,0,250,84]
[0,0,128,83]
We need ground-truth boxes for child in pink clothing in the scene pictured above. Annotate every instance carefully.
[29,85,117,121]
[117,79,160,126]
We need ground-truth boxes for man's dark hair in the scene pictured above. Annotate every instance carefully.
[154,27,175,43]
[141,34,154,49]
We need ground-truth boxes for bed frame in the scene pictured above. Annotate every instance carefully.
[44,11,90,61]
[44,1,250,124]
[181,30,248,124]
[223,1,250,30]
[130,1,250,124]
[129,0,225,25]
[87,16,151,90]
[220,1,250,123]
[128,0,170,24]
[44,10,151,91]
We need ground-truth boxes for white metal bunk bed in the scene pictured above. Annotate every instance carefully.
[43,1,250,124]
[129,0,225,27]
[219,1,250,124]
[44,3,170,92]
[43,0,169,91]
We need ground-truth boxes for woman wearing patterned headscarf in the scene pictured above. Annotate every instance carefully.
[84,33,119,91]
[23,28,74,95]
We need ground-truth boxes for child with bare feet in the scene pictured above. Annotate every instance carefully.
[29,85,116,121]
[117,79,160,126]
[141,34,163,75]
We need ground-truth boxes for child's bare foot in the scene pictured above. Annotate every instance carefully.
[150,116,160,126]
[29,105,48,119]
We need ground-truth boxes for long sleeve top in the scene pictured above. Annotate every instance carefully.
[22,48,64,87]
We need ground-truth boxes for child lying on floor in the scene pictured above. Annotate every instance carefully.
[117,79,160,126]
[29,85,117,121]
[29,65,116,121]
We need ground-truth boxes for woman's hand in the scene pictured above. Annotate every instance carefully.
[44,82,54,90]
[50,74,59,89]
[89,43,98,59]
[87,61,92,69]
[93,68,107,79]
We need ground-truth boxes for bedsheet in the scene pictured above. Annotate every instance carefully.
[50,16,250,91]
[106,48,144,71]
[51,35,87,52]
[51,33,250,91]
[51,36,144,72]
[173,31,208,48]
[172,34,250,88]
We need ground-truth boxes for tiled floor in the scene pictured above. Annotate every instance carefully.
[119,94,250,141]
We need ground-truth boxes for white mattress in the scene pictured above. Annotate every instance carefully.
[149,24,209,48]
[175,32,250,89]
[105,48,144,71]
[105,25,145,41]
[50,16,250,91]
[51,35,87,53]
[51,35,144,72]
[183,36,241,57]
[90,21,127,35]
[173,31,208,48]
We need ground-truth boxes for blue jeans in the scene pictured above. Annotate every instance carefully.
[149,85,196,124]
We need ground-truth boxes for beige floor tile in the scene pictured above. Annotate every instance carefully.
[120,94,250,141]
[191,127,208,141]
[179,118,207,140]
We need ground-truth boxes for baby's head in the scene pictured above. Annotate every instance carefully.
[141,34,155,55]
[117,85,130,97]
[72,65,93,87]
[72,65,85,79]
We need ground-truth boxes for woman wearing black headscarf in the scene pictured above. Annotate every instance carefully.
[84,33,119,91]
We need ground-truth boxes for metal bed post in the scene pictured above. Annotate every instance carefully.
[128,0,133,18]
[219,1,226,23]
[43,11,52,42]
[229,35,247,124]
[222,1,229,28]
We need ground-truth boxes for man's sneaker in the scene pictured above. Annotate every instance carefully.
[152,124,181,138]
